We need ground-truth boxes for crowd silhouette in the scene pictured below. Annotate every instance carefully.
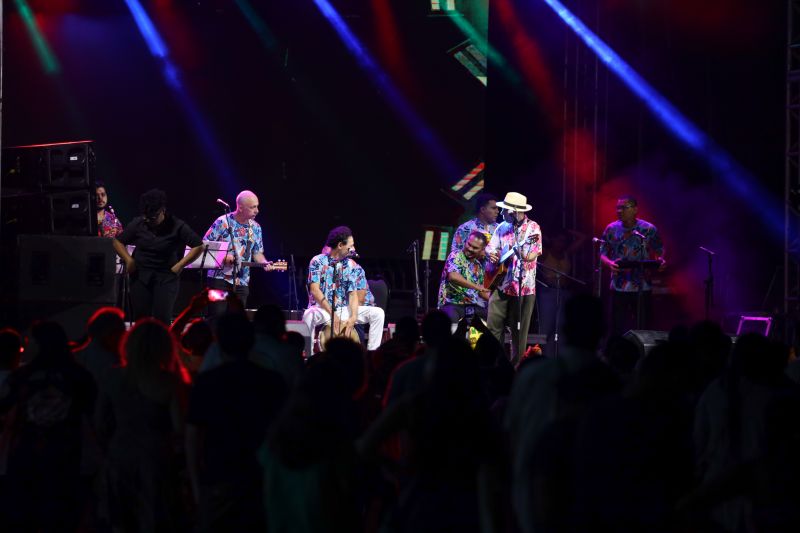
[0,290,799,532]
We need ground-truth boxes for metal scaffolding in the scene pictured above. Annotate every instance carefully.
[785,0,800,325]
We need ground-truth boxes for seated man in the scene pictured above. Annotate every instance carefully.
[303,226,385,351]
[437,230,491,324]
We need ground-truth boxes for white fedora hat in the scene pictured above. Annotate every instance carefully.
[496,192,532,212]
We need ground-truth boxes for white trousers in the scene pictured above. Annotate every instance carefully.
[302,305,385,351]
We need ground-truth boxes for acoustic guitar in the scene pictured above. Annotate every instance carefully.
[223,259,288,276]
[484,234,539,291]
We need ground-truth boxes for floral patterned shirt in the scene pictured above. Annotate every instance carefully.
[486,217,542,297]
[353,264,376,306]
[98,209,123,238]
[438,249,486,308]
[203,214,264,287]
[600,219,664,292]
[307,254,364,309]
[451,218,498,256]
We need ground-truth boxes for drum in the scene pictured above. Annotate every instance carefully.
[315,321,361,353]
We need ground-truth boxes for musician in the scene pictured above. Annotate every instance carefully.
[451,193,499,257]
[599,195,665,334]
[438,230,492,324]
[96,181,123,238]
[303,226,385,351]
[204,190,273,308]
[114,189,204,324]
[485,192,542,365]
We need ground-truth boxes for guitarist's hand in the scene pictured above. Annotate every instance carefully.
[608,260,620,273]
[262,262,273,271]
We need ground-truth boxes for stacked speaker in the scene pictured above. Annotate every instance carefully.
[1,141,117,339]
[2,141,98,238]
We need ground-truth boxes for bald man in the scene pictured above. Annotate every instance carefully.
[204,190,273,309]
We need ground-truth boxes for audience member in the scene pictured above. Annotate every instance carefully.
[251,304,304,387]
[186,312,288,532]
[0,321,97,532]
[73,306,126,386]
[95,319,188,532]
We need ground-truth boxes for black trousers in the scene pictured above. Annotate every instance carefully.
[129,270,180,325]
[610,289,653,336]
[439,303,488,324]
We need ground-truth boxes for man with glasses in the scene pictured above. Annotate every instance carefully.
[599,195,665,335]
[113,189,204,324]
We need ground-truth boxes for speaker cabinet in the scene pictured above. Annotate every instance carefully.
[623,329,669,357]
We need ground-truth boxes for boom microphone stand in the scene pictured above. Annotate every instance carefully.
[407,240,422,319]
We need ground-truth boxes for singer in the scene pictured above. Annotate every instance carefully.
[485,192,542,366]
[96,180,123,238]
[599,195,665,334]
[203,190,270,311]
[303,226,385,351]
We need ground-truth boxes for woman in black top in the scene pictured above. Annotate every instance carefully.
[114,189,204,324]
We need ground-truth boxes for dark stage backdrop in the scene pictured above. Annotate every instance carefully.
[487,0,786,326]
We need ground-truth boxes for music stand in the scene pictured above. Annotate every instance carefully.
[616,259,661,329]
[183,240,228,271]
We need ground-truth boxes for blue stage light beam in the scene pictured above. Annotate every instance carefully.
[312,0,460,182]
[124,0,239,194]
[541,0,783,235]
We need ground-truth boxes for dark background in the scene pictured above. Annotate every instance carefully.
[1,0,787,327]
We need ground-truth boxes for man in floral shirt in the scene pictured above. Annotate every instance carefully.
[486,192,542,365]
[96,181,123,238]
[451,193,499,258]
[204,190,272,309]
[303,226,385,350]
[438,231,492,324]
[600,195,665,334]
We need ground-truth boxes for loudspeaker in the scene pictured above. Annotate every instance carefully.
[623,329,669,357]
[2,190,97,237]
[17,235,117,340]
[18,235,117,303]
[2,142,95,190]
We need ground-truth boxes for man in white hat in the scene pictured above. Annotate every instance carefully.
[485,192,542,365]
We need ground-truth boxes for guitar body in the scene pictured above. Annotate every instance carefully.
[483,233,539,291]
[484,262,508,292]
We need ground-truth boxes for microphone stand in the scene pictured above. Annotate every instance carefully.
[407,240,422,319]
[288,253,300,316]
[223,204,240,292]
[536,262,586,357]
[700,246,715,320]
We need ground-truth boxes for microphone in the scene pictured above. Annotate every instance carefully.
[106,204,116,214]
[632,230,646,239]
[216,198,231,210]
[592,237,606,243]
[348,247,360,259]
[406,240,419,253]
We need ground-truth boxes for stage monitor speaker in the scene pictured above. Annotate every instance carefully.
[18,235,117,303]
[623,329,669,358]
[286,320,312,355]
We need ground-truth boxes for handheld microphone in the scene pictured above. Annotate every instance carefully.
[216,198,231,210]
[348,248,360,259]
[592,237,606,243]
[632,230,646,239]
